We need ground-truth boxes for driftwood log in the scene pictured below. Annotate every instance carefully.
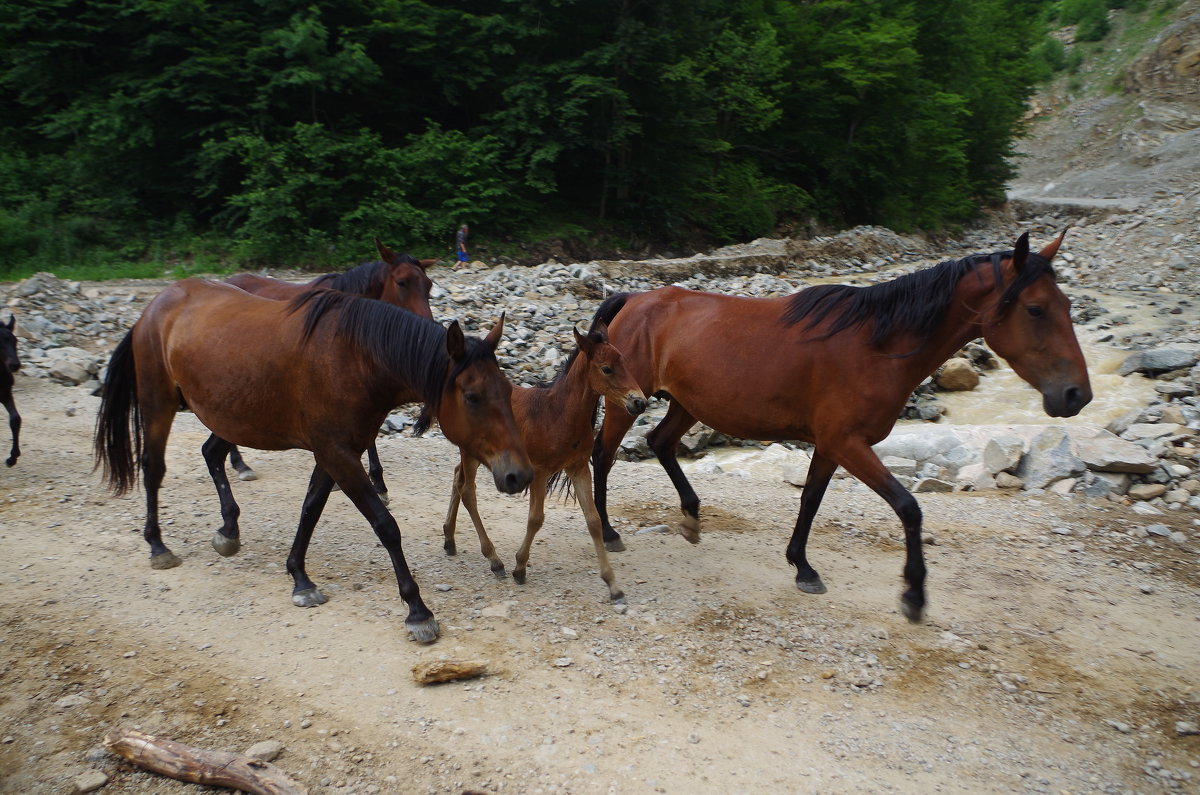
[411,659,489,684]
[103,727,308,795]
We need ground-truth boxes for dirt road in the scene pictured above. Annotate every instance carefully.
[1,372,1197,794]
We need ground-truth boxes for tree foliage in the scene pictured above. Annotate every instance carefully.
[0,0,1061,271]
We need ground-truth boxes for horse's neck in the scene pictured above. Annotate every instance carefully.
[525,353,598,435]
[892,264,996,380]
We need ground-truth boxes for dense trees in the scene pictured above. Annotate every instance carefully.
[1,0,1059,271]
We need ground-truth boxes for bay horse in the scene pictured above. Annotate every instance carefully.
[590,232,1091,623]
[1,315,21,467]
[94,280,533,643]
[223,238,436,496]
[442,319,647,604]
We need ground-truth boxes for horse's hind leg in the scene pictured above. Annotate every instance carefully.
[645,401,702,544]
[201,434,241,557]
[825,440,927,623]
[2,394,19,467]
[447,455,504,577]
[228,446,258,481]
[569,465,624,605]
[365,443,389,505]
[140,411,180,569]
[318,452,439,643]
[286,465,335,608]
[785,451,838,595]
[591,406,640,552]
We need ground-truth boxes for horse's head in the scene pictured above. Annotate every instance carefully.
[980,231,1091,418]
[0,315,20,374]
[575,319,646,416]
[374,238,434,320]
[438,315,533,494]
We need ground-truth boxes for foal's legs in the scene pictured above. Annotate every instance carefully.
[569,465,624,604]
[300,451,439,643]
[784,451,838,595]
[2,393,19,467]
[591,405,642,552]
[442,454,505,576]
[645,401,702,543]
[227,446,258,481]
[511,474,547,586]
[201,434,241,557]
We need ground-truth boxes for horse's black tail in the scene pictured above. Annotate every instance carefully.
[591,292,634,332]
[93,331,141,496]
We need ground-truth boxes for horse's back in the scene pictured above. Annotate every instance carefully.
[225,272,307,300]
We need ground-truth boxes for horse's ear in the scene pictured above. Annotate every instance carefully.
[482,313,505,352]
[573,324,594,355]
[4,315,13,331]
[589,318,609,340]
[374,237,397,263]
[1012,232,1030,273]
[1038,228,1069,261]
[418,258,437,271]
[446,320,466,360]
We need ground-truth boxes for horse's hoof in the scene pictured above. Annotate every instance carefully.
[5,456,15,467]
[237,469,258,482]
[377,492,390,507]
[604,538,626,553]
[796,576,827,595]
[443,542,457,556]
[677,516,701,544]
[611,591,626,605]
[512,569,527,585]
[900,596,925,624]
[490,562,506,579]
[292,587,328,607]
[150,551,182,570]
[211,532,240,557]
[407,618,440,644]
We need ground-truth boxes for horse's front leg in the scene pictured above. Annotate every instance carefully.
[511,474,547,586]
[286,465,335,608]
[568,465,624,605]
[827,439,927,623]
[2,394,19,467]
[319,451,438,643]
[454,455,505,577]
[201,434,241,557]
[785,451,838,595]
[645,401,702,544]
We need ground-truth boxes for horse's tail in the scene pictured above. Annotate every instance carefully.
[591,292,635,331]
[93,331,142,496]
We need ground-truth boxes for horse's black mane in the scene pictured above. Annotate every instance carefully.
[780,249,1055,354]
[310,254,421,295]
[288,289,494,435]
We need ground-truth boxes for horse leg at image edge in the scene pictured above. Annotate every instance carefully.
[201,434,242,557]
[3,394,19,467]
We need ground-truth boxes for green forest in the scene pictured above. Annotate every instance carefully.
[0,0,1165,275]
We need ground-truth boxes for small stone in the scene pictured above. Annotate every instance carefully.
[245,740,284,762]
[1176,721,1200,736]
[554,657,573,668]
[73,771,108,793]
[1105,720,1132,734]
[433,583,452,592]
[687,733,700,744]
[1051,527,1072,536]
[561,627,578,639]
[1139,584,1155,594]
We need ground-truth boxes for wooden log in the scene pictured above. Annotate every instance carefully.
[411,659,489,684]
[103,727,308,795]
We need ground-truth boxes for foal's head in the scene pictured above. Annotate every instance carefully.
[0,316,19,376]
[979,231,1091,418]
[437,315,534,494]
[374,238,434,320]
[575,320,647,417]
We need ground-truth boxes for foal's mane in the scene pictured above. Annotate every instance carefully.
[781,249,1054,354]
[288,289,493,435]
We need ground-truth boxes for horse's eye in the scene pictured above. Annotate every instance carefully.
[464,391,481,406]
[601,366,614,375]
[395,280,407,289]
[1026,305,1045,319]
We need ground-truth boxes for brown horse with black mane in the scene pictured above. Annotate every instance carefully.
[222,239,436,495]
[94,280,532,643]
[442,319,647,604]
[590,232,1091,623]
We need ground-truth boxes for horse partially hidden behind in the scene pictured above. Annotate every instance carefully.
[442,319,647,604]
[222,238,436,497]
[0,315,21,467]
[590,232,1091,623]
[94,280,532,643]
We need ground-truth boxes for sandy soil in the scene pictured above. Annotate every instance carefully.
[1,370,1197,794]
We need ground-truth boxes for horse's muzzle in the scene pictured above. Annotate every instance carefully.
[490,452,534,494]
[1043,383,1092,418]
[625,393,648,416]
